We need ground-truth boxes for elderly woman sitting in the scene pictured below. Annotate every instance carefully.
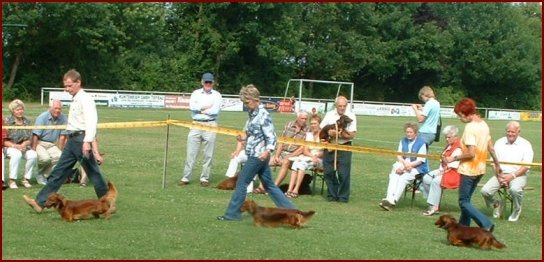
[420,125,462,216]
[4,99,38,188]
[379,122,429,211]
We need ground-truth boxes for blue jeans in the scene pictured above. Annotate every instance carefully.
[323,148,352,202]
[34,134,108,207]
[458,174,493,230]
[222,156,296,220]
[419,132,436,146]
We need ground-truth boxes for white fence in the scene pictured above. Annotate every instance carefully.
[41,87,542,121]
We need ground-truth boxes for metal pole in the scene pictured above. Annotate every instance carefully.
[162,114,171,189]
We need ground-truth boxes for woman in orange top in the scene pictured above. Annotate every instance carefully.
[445,98,500,232]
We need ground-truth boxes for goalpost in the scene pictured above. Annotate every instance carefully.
[282,79,355,113]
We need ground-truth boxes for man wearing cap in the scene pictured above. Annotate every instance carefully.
[179,72,223,187]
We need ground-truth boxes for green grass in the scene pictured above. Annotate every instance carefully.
[2,104,542,260]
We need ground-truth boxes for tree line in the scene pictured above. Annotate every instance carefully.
[2,2,542,110]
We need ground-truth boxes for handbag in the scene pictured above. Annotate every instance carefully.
[440,168,460,189]
[434,116,442,142]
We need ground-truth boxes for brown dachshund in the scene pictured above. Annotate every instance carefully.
[45,181,118,222]
[217,175,238,190]
[319,115,353,142]
[240,199,315,228]
[435,214,505,249]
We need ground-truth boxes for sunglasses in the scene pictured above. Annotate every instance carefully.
[204,81,213,84]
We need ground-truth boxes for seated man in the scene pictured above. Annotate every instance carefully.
[253,111,308,194]
[420,125,462,216]
[380,122,429,211]
[31,99,68,185]
[480,121,534,222]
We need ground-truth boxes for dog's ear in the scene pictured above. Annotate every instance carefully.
[58,195,67,209]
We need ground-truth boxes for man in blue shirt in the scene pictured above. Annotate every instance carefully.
[31,99,68,185]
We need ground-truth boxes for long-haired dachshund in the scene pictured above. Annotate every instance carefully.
[240,199,315,228]
[435,214,505,249]
[319,115,353,142]
[217,175,238,190]
[45,181,118,222]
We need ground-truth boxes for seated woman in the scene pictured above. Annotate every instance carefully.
[4,99,38,189]
[420,125,462,216]
[285,114,323,198]
[379,122,429,211]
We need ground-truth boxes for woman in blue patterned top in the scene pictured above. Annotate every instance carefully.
[218,84,296,221]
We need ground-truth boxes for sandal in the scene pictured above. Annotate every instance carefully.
[253,188,266,194]
[423,208,439,216]
[286,192,298,198]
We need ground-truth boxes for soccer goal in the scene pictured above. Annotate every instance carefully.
[281,79,355,113]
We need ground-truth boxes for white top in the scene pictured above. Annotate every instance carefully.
[494,136,534,175]
[189,88,222,121]
[319,110,357,144]
[66,89,97,143]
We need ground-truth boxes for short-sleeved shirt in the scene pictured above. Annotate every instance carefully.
[320,110,357,144]
[32,110,68,143]
[458,120,491,176]
[420,98,440,134]
[494,136,534,175]
[6,116,33,144]
[279,120,307,153]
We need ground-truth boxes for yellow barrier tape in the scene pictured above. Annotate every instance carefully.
[5,119,541,168]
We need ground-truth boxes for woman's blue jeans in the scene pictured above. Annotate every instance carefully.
[458,174,493,230]
[222,156,296,220]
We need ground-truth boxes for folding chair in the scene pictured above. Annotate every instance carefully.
[404,173,425,207]
[497,185,514,220]
[311,168,325,196]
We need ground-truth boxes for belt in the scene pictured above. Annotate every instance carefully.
[68,131,85,137]
[193,119,216,122]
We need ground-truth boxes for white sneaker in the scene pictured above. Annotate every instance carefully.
[508,207,522,222]
[36,174,47,185]
[492,201,502,218]
[9,180,18,189]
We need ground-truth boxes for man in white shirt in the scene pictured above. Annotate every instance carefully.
[179,73,223,187]
[480,121,534,222]
[24,69,109,213]
[319,96,357,203]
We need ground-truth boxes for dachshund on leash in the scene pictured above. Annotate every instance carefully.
[435,214,505,249]
[240,200,315,228]
[45,181,118,222]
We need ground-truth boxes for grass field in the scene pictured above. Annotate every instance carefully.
[2,103,542,260]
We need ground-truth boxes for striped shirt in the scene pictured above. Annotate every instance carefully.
[244,105,277,158]
[279,121,308,153]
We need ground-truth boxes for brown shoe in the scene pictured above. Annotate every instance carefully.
[200,181,209,187]
[22,195,43,213]
[178,181,189,186]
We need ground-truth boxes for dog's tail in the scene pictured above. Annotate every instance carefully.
[101,181,118,208]
[297,210,316,226]
[490,236,506,249]
[301,210,316,218]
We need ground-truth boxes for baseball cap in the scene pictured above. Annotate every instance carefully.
[201,73,214,82]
